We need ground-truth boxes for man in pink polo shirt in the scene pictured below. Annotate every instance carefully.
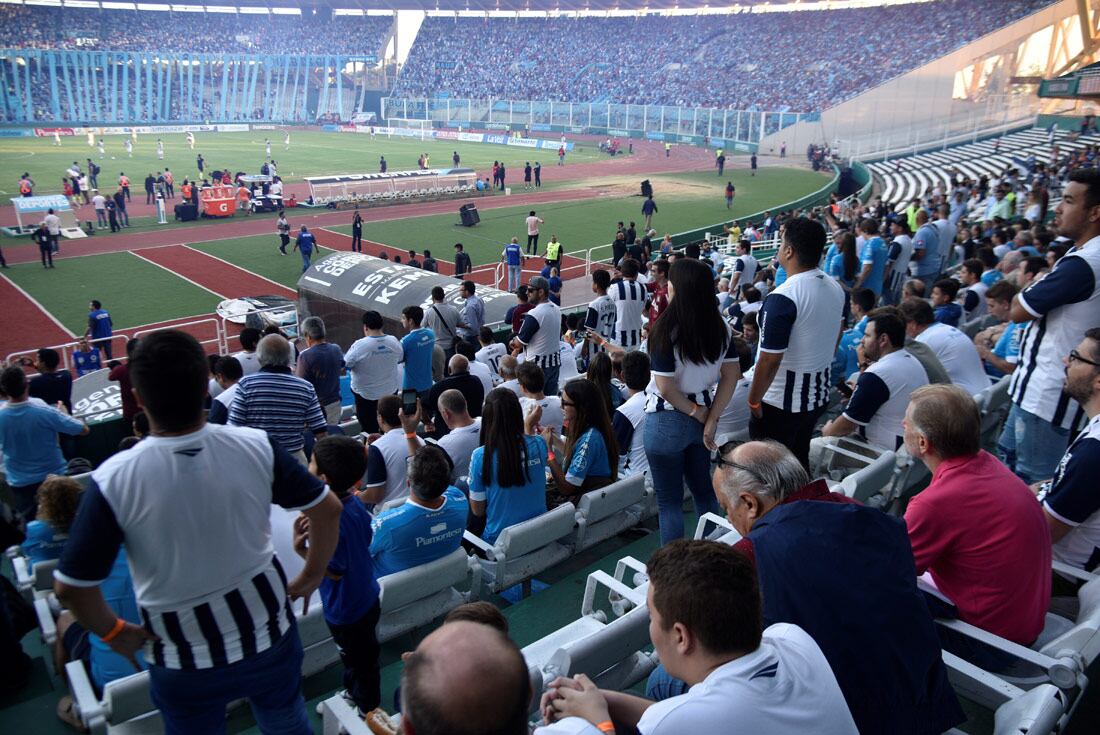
[902,384,1051,647]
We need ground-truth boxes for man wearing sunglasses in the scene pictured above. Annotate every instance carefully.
[708,439,964,735]
[1036,329,1100,575]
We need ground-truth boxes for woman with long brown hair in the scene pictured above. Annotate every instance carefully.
[542,378,617,497]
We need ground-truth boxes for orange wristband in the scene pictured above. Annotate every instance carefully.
[595,722,615,734]
[748,400,762,410]
[405,432,417,439]
[100,617,126,643]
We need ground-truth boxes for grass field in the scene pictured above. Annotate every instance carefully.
[330,167,830,264]
[4,250,221,333]
[0,130,605,195]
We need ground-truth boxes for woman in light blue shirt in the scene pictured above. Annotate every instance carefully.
[543,379,617,498]
[468,389,548,544]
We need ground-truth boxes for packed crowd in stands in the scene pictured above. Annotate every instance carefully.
[3,146,1100,732]
[394,0,1055,110]
[0,6,390,56]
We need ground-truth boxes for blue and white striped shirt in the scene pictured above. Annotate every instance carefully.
[229,366,327,452]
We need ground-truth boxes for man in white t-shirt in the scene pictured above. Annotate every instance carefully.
[92,191,108,228]
[612,351,651,476]
[233,327,262,376]
[343,310,403,435]
[475,326,508,378]
[820,309,926,451]
[497,355,523,397]
[728,240,758,297]
[526,210,545,255]
[361,395,423,506]
[536,541,857,735]
[899,299,990,397]
[433,389,482,484]
[517,362,564,435]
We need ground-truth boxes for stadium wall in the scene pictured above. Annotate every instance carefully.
[759,0,1077,161]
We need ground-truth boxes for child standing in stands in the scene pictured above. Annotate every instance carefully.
[294,436,381,717]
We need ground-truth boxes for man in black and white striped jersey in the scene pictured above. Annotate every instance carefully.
[55,330,343,735]
[747,218,845,469]
[610,258,649,352]
[1002,168,1100,483]
[513,276,562,396]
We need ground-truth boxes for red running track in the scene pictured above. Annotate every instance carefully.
[0,273,75,359]
[135,245,296,299]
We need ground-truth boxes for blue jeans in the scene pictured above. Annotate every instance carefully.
[148,625,311,735]
[300,250,312,273]
[507,264,521,291]
[646,664,689,701]
[643,409,720,544]
[997,403,1070,484]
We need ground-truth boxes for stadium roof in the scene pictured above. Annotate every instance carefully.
[10,0,934,12]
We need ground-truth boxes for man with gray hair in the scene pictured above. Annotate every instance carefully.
[706,440,964,735]
[296,316,345,424]
[497,355,522,396]
[229,334,327,464]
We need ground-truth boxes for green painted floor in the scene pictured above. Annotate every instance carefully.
[5,513,1100,734]
[0,519,666,734]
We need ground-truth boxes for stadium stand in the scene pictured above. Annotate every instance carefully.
[393,1,1057,110]
[869,126,1100,210]
[0,6,391,56]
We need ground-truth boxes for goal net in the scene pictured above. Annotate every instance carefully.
[386,118,433,141]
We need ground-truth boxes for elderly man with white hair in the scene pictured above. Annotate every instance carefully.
[229,333,327,464]
[703,439,964,735]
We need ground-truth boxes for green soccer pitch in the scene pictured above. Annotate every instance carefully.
[326,168,831,265]
[0,129,604,194]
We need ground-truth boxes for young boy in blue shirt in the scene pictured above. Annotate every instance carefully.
[930,278,963,327]
[294,435,381,715]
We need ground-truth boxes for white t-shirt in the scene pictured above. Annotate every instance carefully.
[366,428,421,504]
[234,350,261,376]
[214,383,239,412]
[536,624,857,735]
[843,348,928,450]
[559,341,581,384]
[715,377,751,437]
[499,379,523,397]
[915,322,990,397]
[436,418,482,482]
[344,334,403,400]
[468,358,496,397]
[613,390,648,476]
[521,395,564,435]
[526,215,542,236]
[92,194,107,210]
[475,342,508,377]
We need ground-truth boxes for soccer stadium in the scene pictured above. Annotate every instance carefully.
[2,0,1100,732]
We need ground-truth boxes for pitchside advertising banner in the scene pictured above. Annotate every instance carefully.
[304,168,475,187]
[12,195,71,213]
[35,124,250,137]
[344,125,573,151]
[297,253,514,351]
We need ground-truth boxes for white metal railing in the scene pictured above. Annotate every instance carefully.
[582,174,855,272]
[382,96,815,148]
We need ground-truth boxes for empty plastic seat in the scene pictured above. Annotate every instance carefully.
[568,474,647,552]
[464,503,577,598]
